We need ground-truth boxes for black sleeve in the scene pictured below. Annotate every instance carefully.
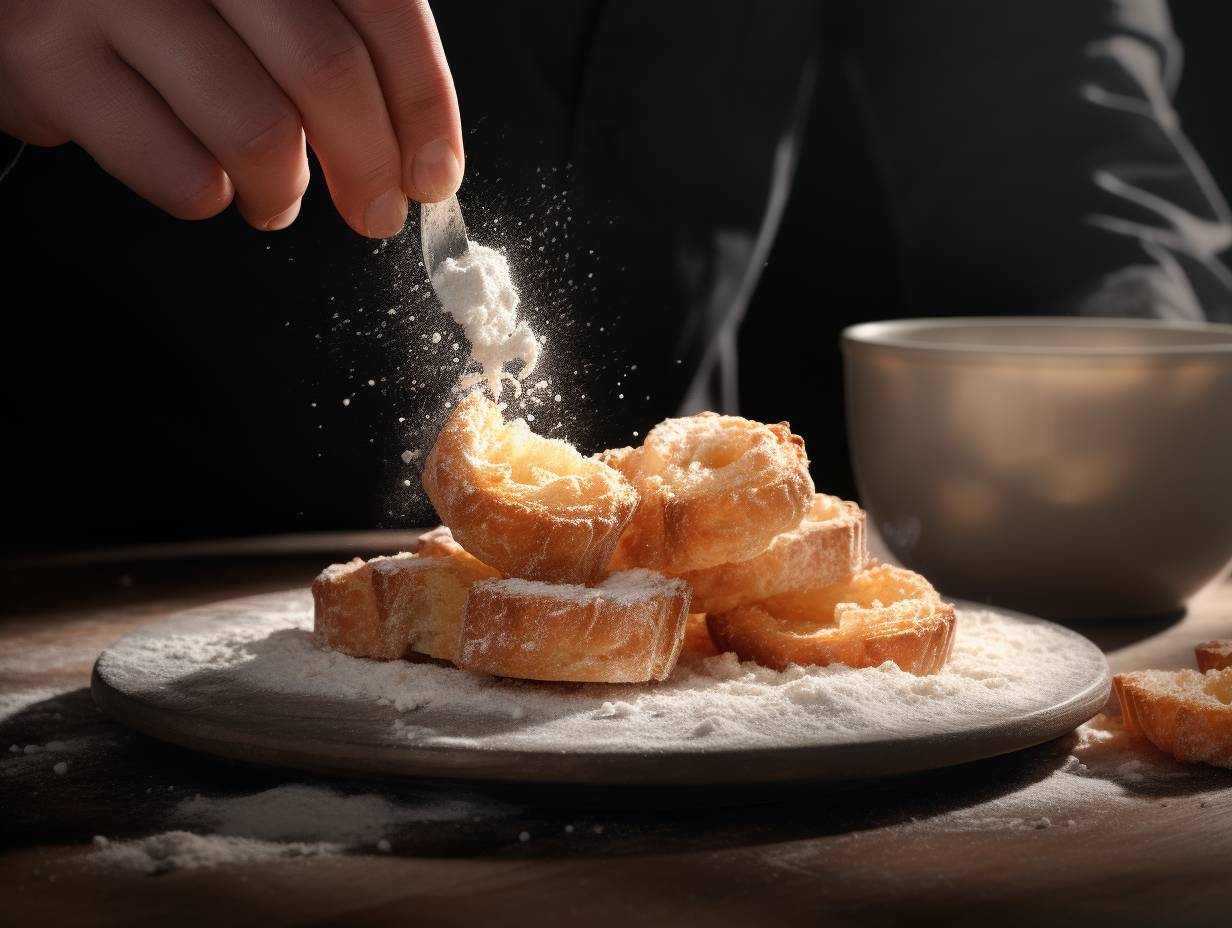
[0,133,24,183]
[842,0,1232,321]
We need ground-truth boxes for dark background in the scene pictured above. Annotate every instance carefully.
[742,0,1232,506]
[1,1,1229,549]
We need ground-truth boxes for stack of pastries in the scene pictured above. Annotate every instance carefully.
[312,392,956,684]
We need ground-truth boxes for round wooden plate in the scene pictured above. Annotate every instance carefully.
[92,590,1111,785]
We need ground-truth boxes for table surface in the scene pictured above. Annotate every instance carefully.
[2,532,1230,928]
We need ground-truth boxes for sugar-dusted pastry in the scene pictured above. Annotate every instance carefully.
[312,545,498,662]
[707,564,956,675]
[681,494,866,614]
[603,412,814,574]
[1114,668,1232,768]
[457,569,691,683]
[422,392,638,584]
[1195,640,1232,673]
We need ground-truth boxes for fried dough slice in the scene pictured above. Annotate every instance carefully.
[1195,640,1232,673]
[422,392,638,584]
[1114,668,1232,768]
[603,412,814,574]
[681,494,867,614]
[457,569,691,683]
[312,545,498,662]
[706,564,956,675]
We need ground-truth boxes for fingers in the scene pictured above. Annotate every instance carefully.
[0,8,71,146]
[213,0,408,238]
[95,0,308,231]
[1,0,461,235]
[49,46,233,221]
[334,0,463,202]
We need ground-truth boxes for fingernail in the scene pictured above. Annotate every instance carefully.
[364,188,408,239]
[262,198,302,231]
[411,138,462,201]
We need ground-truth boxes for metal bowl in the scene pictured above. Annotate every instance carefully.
[842,317,1232,618]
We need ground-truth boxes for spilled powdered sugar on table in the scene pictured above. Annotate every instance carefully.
[90,783,512,873]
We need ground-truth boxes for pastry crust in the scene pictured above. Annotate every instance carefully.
[457,569,691,683]
[681,613,721,659]
[681,494,867,614]
[413,524,466,559]
[422,392,638,584]
[312,548,498,662]
[1114,669,1232,768]
[413,523,497,576]
[1195,640,1232,673]
[603,412,814,574]
[706,564,956,675]
[312,557,385,658]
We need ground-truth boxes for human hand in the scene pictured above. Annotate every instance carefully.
[0,0,463,237]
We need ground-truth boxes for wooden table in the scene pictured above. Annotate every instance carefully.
[2,533,1230,927]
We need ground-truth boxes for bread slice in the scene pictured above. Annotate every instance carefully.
[1113,669,1232,768]
[706,564,956,675]
[680,494,867,614]
[312,543,499,662]
[456,569,691,683]
[421,392,638,584]
[602,412,814,575]
[312,557,387,658]
[1195,640,1232,673]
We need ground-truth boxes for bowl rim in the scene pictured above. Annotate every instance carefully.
[842,316,1232,359]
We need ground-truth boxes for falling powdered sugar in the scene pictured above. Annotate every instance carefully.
[95,591,1108,756]
[430,243,541,401]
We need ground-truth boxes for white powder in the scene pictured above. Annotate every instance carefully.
[900,712,1219,834]
[96,591,1107,756]
[93,832,336,874]
[0,734,114,780]
[431,243,541,401]
[483,569,688,607]
[0,687,72,722]
[92,783,511,872]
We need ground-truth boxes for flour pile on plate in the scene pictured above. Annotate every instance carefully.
[96,592,1104,754]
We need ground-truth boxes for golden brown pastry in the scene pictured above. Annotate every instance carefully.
[681,494,866,614]
[456,569,691,683]
[706,564,956,675]
[312,546,498,662]
[603,412,814,574]
[1195,640,1232,673]
[422,392,638,584]
[1114,668,1232,768]
[680,613,721,659]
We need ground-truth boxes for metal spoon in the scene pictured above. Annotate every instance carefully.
[420,194,469,283]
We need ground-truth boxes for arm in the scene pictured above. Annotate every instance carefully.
[843,0,1232,321]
